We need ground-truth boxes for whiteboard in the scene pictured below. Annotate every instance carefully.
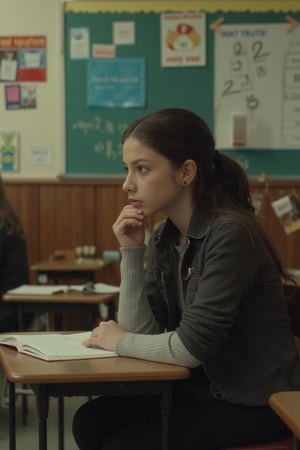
[214,23,300,149]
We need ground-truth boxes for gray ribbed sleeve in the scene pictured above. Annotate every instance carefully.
[116,247,200,368]
[117,246,162,334]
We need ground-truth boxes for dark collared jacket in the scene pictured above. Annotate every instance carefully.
[144,207,300,406]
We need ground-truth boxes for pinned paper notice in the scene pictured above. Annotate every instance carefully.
[92,44,115,58]
[233,114,247,146]
[113,21,135,45]
[272,193,300,234]
[70,28,89,59]
[24,51,41,68]
[30,146,52,165]
[0,59,18,81]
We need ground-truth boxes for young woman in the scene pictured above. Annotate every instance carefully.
[0,176,30,331]
[73,109,300,450]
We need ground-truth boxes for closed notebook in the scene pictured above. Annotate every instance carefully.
[0,331,117,361]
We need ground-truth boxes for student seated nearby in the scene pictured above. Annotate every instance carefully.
[0,176,30,332]
[73,108,300,450]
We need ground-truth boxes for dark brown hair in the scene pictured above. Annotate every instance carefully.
[123,108,254,212]
[0,176,25,239]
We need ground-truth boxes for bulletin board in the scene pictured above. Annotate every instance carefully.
[63,1,300,177]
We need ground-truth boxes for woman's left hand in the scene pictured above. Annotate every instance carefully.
[83,320,126,352]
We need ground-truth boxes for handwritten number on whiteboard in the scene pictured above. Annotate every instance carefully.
[231,57,242,71]
[222,80,241,97]
[233,42,245,56]
[251,41,270,61]
[231,42,245,72]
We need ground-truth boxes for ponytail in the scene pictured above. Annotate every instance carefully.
[201,152,291,283]
[198,151,254,214]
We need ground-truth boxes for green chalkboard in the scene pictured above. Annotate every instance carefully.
[64,9,300,177]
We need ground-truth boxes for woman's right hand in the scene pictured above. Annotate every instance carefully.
[112,205,145,247]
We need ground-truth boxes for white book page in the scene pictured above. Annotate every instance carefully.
[67,283,120,293]
[0,332,116,361]
[93,283,120,293]
[7,285,68,295]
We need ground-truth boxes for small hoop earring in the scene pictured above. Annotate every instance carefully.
[182,181,187,187]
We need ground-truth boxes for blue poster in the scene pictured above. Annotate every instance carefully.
[87,58,145,108]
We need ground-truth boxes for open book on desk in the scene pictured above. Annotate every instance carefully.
[7,282,120,296]
[0,331,117,361]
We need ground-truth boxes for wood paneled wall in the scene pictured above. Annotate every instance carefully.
[4,178,300,283]
[251,180,300,269]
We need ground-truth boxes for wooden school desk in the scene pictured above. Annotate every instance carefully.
[2,291,118,330]
[0,344,190,450]
[269,392,300,450]
[30,258,114,284]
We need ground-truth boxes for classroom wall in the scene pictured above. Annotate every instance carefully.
[2,0,300,277]
[5,178,300,280]
[1,0,298,180]
[0,0,64,179]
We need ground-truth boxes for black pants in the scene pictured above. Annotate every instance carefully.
[72,378,289,450]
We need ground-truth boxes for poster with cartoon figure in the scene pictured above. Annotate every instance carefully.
[161,13,206,67]
[0,132,19,171]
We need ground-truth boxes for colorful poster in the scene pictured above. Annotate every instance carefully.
[0,132,19,171]
[161,13,206,67]
[5,85,21,109]
[0,36,46,82]
[5,84,37,110]
[87,57,145,108]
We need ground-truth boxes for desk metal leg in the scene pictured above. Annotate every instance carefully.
[58,397,64,450]
[36,385,49,450]
[107,298,117,321]
[18,304,24,331]
[17,304,29,426]
[9,382,16,450]
[87,307,94,330]
[21,389,28,425]
[160,382,172,450]
[54,314,63,330]
[294,436,300,450]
